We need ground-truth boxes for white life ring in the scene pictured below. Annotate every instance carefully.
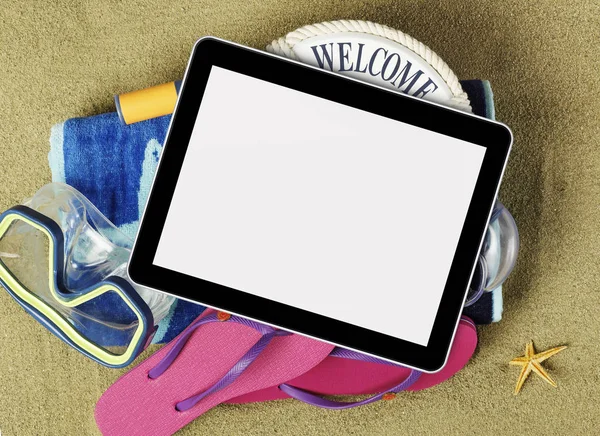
[268,20,472,112]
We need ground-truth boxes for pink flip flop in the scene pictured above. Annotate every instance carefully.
[96,311,476,434]
[95,309,335,436]
[227,316,477,408]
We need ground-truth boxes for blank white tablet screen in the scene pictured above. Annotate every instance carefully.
[153,66,486,346]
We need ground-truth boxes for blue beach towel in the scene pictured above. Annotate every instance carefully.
[48,79,502,344]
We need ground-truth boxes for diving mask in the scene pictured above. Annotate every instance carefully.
[0,183,174,368]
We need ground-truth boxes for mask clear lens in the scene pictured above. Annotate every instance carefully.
[0,217,139,357]
[25,183,174,323]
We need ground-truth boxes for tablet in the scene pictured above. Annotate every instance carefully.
[129,37,512,372]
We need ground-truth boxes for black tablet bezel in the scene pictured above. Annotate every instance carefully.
[129,37,512,372]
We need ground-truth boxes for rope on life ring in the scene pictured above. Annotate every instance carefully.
[267,20,472,112]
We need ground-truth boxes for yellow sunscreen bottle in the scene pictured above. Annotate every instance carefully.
[115,81,181,124]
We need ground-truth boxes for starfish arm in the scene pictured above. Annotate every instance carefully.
[533,346,567,363]
[514,363,533,395]
[526,342,535,358]
[531,360,557,387]
[509,357,529,365]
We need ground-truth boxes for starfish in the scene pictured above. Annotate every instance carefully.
[509,341,567,395]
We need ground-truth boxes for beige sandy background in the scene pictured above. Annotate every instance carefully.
[0,1,599,434]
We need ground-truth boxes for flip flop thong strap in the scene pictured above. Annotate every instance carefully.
[279,369,421,410]
[329,347,404,365]
[147,311,290,412]
[279,347,422,409]
[177,328,290,411]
